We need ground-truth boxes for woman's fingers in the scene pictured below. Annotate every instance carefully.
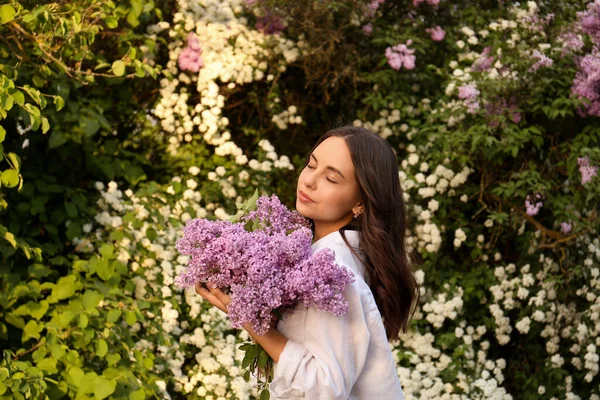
[195,282,228,313]
[207,282,231,307]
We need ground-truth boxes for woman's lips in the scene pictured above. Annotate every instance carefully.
[298,190,314,203]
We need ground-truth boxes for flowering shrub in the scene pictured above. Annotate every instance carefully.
[2,0,600,399]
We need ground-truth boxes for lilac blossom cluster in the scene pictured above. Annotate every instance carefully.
[458,83,480,114]
[578,156,599,185]
[525,194,543,216]
[571,0,600,116]
[529,50,553,72]
[175,195,355,335]
[386,40,416,71]
[178,33,204,72]
[426,26,446,42]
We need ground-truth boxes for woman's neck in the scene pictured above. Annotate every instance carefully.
[313,217,353,243]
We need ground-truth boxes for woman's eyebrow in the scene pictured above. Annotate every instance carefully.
[310,153,345,179]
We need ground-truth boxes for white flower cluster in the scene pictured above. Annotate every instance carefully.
[271,104,303,130]
[150,0,300,195]
[422,286,465,328]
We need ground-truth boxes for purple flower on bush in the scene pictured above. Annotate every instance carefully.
[578,0,600,45]
[458,83,480,114]
[578,156,599,184]
[472,47,495,72]
[560,222,573,234]
[178,33,204,72]
[525,194,543,216]
[571,50,600,117]
[386,40,416,70]
[426,26,445,42]
[175,194,354,335]
[529,50,553,72]
[484,97,521,128]
[363,23,373,36]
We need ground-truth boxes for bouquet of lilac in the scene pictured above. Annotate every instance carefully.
[175,193,355,335]
[175,192,355,397]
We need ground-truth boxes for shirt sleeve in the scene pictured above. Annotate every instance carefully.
[269,280,376,399]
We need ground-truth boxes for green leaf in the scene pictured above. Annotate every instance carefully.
[111,61,126,77]
[8,152,20,171]
[0,380,6,395]
[129,389,145,400]
[4,231,16,248]
[1,170,19,188]
[107,309,121,323]
[48,275,80,303]
[124,310,136,325]
[96,258,114,281]
[100,243,114,259]
[49,131,67,148]
[0,125,5,142]
[41,117,50,134]
[67,366,85,387]
[93,376,116,400]
[53,96,65,111]
[0,4,16,24]
[83,290,104,310]
[96,339,108,358]
[105,17,118,29]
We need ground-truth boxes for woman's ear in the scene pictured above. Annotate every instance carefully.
[352,202,364,217]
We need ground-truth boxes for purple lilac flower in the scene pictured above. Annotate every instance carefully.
[525,194,543,216]
[529,50,553,72]
[241,194,310,235]
[175,195,354,335]
[386,40,416,71]
[484,97,521,128]
[578,156,599,184]
[178,33,204,72]
[472,47,495,72]
[363,23,373,36]
[572,50,600,117]
[558,31,585,55]
[560,222,572,234]
[426,26,445,42]
[457,83,480,114]
[579,0,600,45]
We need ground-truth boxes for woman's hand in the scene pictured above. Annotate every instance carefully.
[195,282,230,314]
[194,281,288,362]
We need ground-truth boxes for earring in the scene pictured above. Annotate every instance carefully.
[354,212,361,219]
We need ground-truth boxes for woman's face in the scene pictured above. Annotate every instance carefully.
[296,136,362,232]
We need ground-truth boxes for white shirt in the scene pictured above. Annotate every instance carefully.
[269,230,405,399]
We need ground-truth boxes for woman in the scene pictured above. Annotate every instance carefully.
[196,126,419,399]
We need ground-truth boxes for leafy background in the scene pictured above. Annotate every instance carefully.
[1,0,599,399]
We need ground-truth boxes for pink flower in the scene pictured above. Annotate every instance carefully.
[178,33,204,72]
[560,222,572,234]
[458,83,480,114]
[363,23,373,36]
[578,156,599,184]
[529,50,553,72]
[572,50,600,117]
[525,194,543,216]
[426,26,445,41]
[385,40,416,71]
[578,0,600,45]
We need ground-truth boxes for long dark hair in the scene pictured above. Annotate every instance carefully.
[307,126,419,339]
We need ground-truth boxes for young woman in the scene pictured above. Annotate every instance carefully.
[196,126,419,399]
